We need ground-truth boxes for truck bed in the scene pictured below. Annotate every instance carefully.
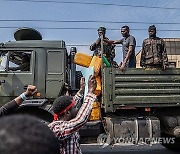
[102,68,180,112]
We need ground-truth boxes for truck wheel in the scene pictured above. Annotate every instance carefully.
[161,133,180,151]
[14,106,53,125]
[75,71,83,89]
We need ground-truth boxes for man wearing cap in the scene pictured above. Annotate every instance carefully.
[140,25,168,69]
[104,25,136,72]
[90,27,118,67]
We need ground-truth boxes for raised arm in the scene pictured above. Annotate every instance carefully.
[90,38,101,51]
[73,77,85,107]
[0,85,37,117]
[49,76,97,140]
[103,39,121,44]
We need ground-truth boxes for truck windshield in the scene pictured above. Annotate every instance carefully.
[0,52,8,71]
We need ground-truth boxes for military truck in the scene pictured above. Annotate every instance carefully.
[0,28,82,123]
[0,28,180,151]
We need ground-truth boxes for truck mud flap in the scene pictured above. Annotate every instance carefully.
[104,116,160,145]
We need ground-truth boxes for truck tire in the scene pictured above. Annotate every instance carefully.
[75,71,83,89]
[14,106,53,125]
[161,133,180,151]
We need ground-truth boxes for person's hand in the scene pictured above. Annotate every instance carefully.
[119,62,122,67]
[24,85,37,97]
[111,44,116,49]
[119,63,126,72]
[103,38,108,43]
[88,75,97,93]
[96,38,101,45]
[63,83,70,96]
[64,83,69,90]
[80,77,85,92]
[162,64,168,70]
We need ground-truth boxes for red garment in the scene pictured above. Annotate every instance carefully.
[48,92,96,154]
[54,100,76,121]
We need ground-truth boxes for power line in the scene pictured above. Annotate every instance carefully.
[66,44,142,48]
[0,19,180,25]
[3,0,180,11]
[0,26,180,32]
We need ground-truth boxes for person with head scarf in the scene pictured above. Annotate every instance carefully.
[48,76,97,154]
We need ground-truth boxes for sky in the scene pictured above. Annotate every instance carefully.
[0,0,180,65]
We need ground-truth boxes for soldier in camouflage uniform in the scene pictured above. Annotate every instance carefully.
[90,27,118,67]
[140,25,168,69]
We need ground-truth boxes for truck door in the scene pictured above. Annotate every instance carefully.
[46,50,66,99]
[0,50,35,105]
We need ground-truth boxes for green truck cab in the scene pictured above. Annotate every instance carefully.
[0,28,180,151]
[0,28,71,122]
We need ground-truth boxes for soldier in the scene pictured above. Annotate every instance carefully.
[18,54,30,71]
[104,26,136,72]
[9,53,30,71]
[140,25,168,69]
[90,27,118,67]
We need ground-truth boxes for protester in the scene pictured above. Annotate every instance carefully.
[48,75,97,154]
[0,85,37,117]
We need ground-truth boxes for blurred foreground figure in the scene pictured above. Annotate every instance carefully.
[0,115,59,154]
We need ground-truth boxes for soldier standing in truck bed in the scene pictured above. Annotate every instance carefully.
[103,26,136,72]
[90,27,118,67]
[140,25,168,69]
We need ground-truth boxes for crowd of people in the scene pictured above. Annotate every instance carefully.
[0,24,169,154]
